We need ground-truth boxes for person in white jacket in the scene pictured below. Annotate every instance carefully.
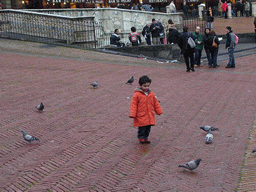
[169,1,176,13]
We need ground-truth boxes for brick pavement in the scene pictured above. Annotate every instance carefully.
[1,40,256,191]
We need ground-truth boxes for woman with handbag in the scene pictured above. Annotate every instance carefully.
[209,30,220,68]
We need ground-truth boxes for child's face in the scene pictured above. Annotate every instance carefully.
[140,82,151,92]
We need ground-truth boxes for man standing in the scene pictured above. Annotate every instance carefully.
[218,0,223,17]
[245,0,250,17]
[169,1,176,13]
[225,26,236,68]
[222,1,228,19]
[183,2,189,19]
[142,22,151,45]
[150,18,160,45]
[193,26,204,67]
[179,26,196,72]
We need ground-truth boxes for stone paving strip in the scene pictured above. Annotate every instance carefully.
[0,40,256,191]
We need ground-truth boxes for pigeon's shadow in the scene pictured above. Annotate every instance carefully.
[181,169,198,175]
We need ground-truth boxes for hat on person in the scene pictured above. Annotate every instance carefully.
[152,18,156,22]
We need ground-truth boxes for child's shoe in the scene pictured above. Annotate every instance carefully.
[144,139,150,143]
[139,139,145,143]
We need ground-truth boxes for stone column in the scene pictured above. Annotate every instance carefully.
[252,2,256,17]
[166,5,170,13]
[198,4,204,20]
[228,3,232,19]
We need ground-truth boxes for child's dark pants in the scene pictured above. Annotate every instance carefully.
[138,125,151,139]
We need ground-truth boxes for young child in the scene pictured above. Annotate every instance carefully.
[129,75,163,144]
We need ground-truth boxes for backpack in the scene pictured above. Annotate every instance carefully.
[187,36,196,48]
[130,33,138,42]
[234,34,239,45]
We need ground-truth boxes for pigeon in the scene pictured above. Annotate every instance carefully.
[205,130,213,144]
[126,76,134,84]
[200,126,219,132]
[252,149,256,153]
[90,81,98,88]
[178,158,202,172]
[35,102,44,111]
[21,130,40,144]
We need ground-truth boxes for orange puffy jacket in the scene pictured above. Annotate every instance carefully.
[129,88,163,127]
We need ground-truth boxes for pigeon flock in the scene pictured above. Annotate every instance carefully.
[21,77,255,175]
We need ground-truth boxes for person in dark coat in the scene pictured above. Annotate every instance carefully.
[209,30,220,68]
[110,29,124,47]
[203,27,213,67]
[183,2,189,20]
[142,22,151,45]
[167,27,180,44]
[150,18,160,45]
[179,26,196,72]
[225,26,236,68]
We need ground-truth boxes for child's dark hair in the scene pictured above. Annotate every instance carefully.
[131,27,136,32]
[139,75,151,86]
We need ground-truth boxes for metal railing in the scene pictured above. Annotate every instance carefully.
[0,9,97,49]
[182,11,207,34]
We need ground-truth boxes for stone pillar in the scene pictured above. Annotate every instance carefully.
[252,2,256,17]
[228,3,232,19]
[198,4,204,20]
[166,5,170,13]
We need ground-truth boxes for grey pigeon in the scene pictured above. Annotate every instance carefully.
[205,130,213,144]
[200,126,219,132]
[126,76,134,84]
[90,81,98,88]
[178,158,202,171]
[252,149,256,153]
[35,102,44,111]
[21,130,40,144]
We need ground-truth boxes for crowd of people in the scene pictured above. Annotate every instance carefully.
[110,19,237,72]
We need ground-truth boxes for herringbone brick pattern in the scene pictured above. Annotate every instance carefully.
[1,43,256,191]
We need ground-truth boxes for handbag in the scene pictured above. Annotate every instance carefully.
[159,32,165,38]
[187,36,196,48]
[212,36,218,48]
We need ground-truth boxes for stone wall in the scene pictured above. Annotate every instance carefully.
[30,8,184,34]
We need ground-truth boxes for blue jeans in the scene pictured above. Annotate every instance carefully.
[228,47,235,67]
[145,37,151,45]
[138,125,151,139]
[194,49,202,66]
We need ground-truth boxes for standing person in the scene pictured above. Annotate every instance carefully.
[142,22,151,45]
[183,2,189,20]
[225,26,236,68]
[169,1,176,13]
[192,26,204,67]
[179,26,196,72]
[222,1,228,19]
[209,30,220,68]
[206,7,214,29]
[157,20,165,44]
[150,18,160,45]
[110,29,125,47]
[129,27,142,46]
[129,75,163,144]
[149,4,154,12]
[245,0,250,17]
[240,0,244,17]
[203,27,213,68]
[218,0,223,17]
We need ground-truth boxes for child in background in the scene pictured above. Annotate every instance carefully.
[129,75,163,144]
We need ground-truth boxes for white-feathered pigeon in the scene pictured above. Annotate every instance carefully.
[252,149,256,153]
[35,102,44,111]
[178,158,202,171]
[90,81,98,88]
[200,126,218,132]
[205,130,213,144]
[126,76,134,84]
[21,130,40,144]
